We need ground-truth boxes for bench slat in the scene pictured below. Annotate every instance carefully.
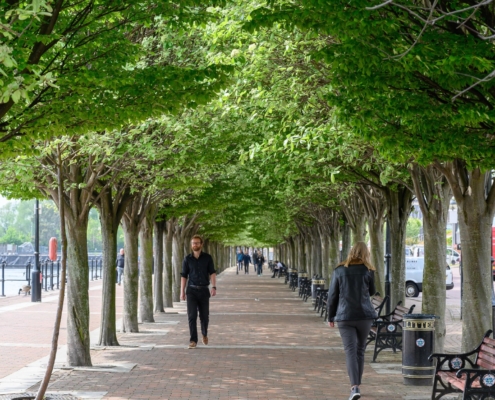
[477,347,495,365]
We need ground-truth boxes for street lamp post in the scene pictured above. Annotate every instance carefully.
[31,199,41,302]
[385,218,391,315]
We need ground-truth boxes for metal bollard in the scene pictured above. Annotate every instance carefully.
[402,314,437,386]
[56,260,60,289]
[90,259,94,281]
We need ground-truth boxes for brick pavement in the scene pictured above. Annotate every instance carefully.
[0,267,464,399]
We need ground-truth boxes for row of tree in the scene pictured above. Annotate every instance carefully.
[0,0,494,376]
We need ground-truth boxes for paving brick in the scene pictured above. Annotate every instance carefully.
[0,267,465,399]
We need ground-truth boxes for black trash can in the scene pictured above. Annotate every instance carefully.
[298,272,308,288]
[402,314,437,386]
[311,279,325,303]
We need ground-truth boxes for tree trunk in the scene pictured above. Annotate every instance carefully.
[341,215,351,261]
[36,151,69,400]
[172,230,183,303]
[313,230,322,276]
[410,164,452,352]
[368,217,385,296]
[139,208,155,323]
[297,235,304,272]
[352,217,367,244]
[122,216,140,333]
[66,218,92,366]
[304,236,312,274]
[329,229,340,283]
[387,186,414,309]
[154,219,165,313]
[437,162,495,351]
[359,187,387,298]
[97,195,119,346]
[163,219,174,307]
[320,232,329,284]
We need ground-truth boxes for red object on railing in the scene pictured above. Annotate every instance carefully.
[49,237,57,261]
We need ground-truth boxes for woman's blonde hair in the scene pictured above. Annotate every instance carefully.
[342,241,376,271]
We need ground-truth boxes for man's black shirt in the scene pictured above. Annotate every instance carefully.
[116,254,125,269]
[181,251,216,286]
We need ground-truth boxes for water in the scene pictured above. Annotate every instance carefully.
[1,268,31,297]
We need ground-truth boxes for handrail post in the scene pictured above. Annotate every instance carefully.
[44,260,48,292]
[50,261,54,290]
[26,262,31,286]
[1,261,5,297]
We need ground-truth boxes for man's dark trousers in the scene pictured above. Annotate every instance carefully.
[186,286,210,343]
[244,261,249,274]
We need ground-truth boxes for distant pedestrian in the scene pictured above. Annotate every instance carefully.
[243,251,251,274]
[116,248,125,285]
[255,251,264,276]
[180,235,217,349]
[326,242,377,400]
[236,250,244,274]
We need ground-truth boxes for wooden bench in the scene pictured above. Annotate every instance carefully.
[430,330,495,400]
[366,301,415,362]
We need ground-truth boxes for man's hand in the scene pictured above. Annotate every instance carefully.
[328,321,335,328]
[180,292,186,301]
[211,288,216,297]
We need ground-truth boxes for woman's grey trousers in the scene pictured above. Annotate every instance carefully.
[337,319,373,385]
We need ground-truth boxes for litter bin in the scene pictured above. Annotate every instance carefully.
[402,314,437,386]
[298,272,308,288]
[311,279,325,303]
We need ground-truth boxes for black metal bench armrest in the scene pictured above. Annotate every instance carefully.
[374,319,403,334]
[456,368,490,378]
[456,368,495,390]
[429,351,481,373]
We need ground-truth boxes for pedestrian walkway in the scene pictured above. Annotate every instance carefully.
[0,266,462,399]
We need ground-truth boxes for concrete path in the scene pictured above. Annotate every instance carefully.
[0,266,463,399]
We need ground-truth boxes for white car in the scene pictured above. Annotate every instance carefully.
[405,256,454,297]
[446,248,461,265]
[412,245,460,265]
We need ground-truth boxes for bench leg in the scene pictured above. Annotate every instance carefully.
[430,375,460,400]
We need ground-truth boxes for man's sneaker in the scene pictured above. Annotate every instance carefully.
[202,335,208,345]
[188,341,197,349]
[349,386,360,400]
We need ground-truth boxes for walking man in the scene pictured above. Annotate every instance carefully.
[180,235,217,349]
[256,251,265,276]
[243,250,251,274]
[236,249,244,274]
[116,248,125,285]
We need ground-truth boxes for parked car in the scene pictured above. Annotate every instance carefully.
[412,245,460,265]
[446,248,461,265]
[405,256,454,297]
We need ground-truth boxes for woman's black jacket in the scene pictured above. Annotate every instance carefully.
[326,263,377,322]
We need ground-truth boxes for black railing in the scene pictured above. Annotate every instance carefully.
[0,257,103,296]
[0,260,32,297]
[89,258,103,281]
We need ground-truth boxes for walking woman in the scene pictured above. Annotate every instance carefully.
[327,242,377,400]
